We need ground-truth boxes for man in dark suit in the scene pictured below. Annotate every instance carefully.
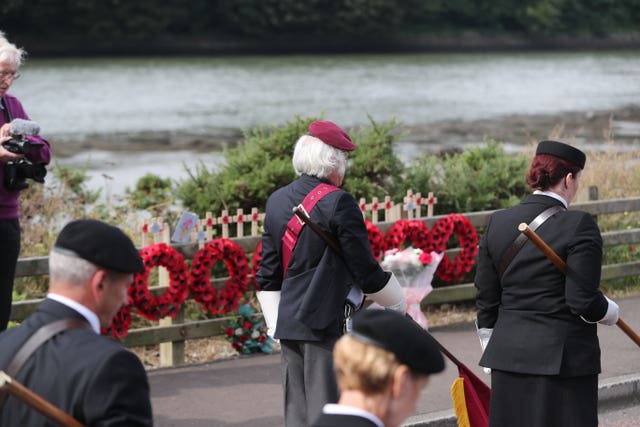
[255,120,407,426]
[475,140,619,427]
[311,309,444,427]
[0,219,153,426]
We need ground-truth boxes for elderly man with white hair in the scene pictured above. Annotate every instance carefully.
[256,120,406,427]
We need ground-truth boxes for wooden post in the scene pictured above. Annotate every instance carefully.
[426,192,438,217]
[404,190,415,219]
[140,220,149,248]
[218,210,230,239]
[415,193,423,218]
[250,208,264,236]
[371,197,380,224]
[589,185,599,224]
[159,222,185,367]
[236,208,244,238]
[384,196,394,222]
[393,204,402,222]
[359,198,368,220]
[204,212,214,241]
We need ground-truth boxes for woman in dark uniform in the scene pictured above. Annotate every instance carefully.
[311,309,444,427]
[475,140,620,427]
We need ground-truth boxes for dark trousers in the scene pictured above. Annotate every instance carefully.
[280,339,339,427]
[0,218,20,331]
[490,370,598,427]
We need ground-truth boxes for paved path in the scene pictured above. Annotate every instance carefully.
[148,295,640,427]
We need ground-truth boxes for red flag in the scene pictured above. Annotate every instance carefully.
[451,363,490,427]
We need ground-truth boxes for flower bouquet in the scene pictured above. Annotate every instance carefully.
[224,303,275,355]
[380,247,444,329]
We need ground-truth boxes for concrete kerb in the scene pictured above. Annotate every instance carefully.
[402,373,640,427]
[599,372,640,408]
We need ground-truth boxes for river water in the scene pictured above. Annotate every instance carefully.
[8,51,640,196]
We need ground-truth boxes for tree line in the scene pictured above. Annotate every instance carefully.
[1,0,639,54]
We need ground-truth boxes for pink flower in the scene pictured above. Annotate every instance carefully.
[418,251,433,265]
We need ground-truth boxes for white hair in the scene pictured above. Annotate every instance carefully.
[49,250,99,286]
[292,135,348,180]
[0,31,25,69]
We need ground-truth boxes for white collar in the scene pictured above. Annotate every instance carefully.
[46,293,100,334]
[322,403,384,427]
[533,190,568,209]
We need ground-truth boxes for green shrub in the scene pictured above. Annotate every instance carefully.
[126,173,174,215]
[401,140,530,214]
[176,116,407,216]
[175,116,311,215]
[342,117,406,199]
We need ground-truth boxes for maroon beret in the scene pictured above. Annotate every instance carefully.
[308,120,355,152]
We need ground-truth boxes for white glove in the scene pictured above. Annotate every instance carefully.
[256,290,280,339]
[598,296,620,326]
[365,272,407,314]
[581,296,620,326]
[476,321,493,374]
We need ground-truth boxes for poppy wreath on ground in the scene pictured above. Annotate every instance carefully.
[103,306,132,339]
[249,241,263,291]
[130,243,190,321]
[366,220,386,260]
[190,238,249,315]
[224,303,274,355]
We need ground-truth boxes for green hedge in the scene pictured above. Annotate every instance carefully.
[174,117,529,216]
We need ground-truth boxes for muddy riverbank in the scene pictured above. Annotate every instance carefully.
[49,105,640,159]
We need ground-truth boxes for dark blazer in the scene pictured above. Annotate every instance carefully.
[312,412,380,427]
[255,174,389,341]
[475,194,608,376]
[0,298,153,426]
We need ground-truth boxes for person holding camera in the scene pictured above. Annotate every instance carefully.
[0,31,51,331]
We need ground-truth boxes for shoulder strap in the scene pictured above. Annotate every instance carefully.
[281,183,340,277]
[0,318,91,409]
[498,204,566,279]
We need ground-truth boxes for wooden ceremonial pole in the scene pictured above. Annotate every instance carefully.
[0,371,85,427]
[518,223,640,348]
[292,206,342,254]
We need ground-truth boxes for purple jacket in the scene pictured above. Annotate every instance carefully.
[0,93,51,219]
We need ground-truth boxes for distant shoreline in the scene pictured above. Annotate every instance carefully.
[20,32,640,58]
[50,105,640,158]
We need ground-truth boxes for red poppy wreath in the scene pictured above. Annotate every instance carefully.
[249,241,263,291]
[382,214,478,283]
[103,306,132,339]
[130,243,190,321]
[366,219,386,260]
[429,213,479,282]
[189,238,249,315]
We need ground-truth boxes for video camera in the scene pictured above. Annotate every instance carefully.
[2,119,47,191]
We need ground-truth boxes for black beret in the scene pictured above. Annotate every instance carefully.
[350,309,445,375]
[54,219,143,273]
[536,140,586,169]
